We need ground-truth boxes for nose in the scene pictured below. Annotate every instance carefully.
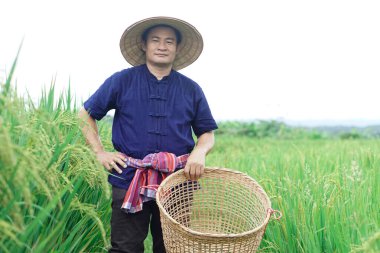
[157,41,167,51]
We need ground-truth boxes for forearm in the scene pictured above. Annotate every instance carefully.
[78,107,104,154]
[192,131,215,155]
[78,107,125,173]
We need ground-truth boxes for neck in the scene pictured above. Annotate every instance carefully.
[146,62,172,80]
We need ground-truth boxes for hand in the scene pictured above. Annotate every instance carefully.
[184,149,206,181]
[96,151,127,174]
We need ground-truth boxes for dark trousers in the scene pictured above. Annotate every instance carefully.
[109,186,166,253]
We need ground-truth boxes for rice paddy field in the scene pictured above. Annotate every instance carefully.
[0,59,379,252]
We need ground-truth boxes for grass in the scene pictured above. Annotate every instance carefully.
[207,137,380,252]
[0,55,379,252]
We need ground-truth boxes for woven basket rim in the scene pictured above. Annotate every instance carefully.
[156,167,272,239]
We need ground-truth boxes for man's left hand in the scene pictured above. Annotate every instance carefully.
[184,149,206,181]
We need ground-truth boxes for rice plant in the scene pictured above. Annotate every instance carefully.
[0,54,112,252]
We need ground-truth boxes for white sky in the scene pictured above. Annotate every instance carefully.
[1,0,380,125]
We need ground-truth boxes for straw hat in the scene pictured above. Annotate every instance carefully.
[120,16,203,70]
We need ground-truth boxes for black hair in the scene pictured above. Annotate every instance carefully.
[141,24,182,44]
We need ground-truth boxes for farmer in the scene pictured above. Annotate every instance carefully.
[78,16,218,253]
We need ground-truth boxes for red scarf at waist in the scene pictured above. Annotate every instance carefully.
[121,152,189,213]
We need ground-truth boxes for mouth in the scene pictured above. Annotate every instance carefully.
[155,53,168,57]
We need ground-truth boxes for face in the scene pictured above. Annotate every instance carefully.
[142,26,178,68]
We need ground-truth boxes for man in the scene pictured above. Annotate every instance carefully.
[78,16,218,253]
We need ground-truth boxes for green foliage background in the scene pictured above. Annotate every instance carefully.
[1,55,379,252]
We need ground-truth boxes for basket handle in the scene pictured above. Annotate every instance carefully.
[268,208,282,220]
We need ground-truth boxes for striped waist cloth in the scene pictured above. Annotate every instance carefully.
[121,152,189,213]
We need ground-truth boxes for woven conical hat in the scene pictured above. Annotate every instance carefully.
[120,16,203,70]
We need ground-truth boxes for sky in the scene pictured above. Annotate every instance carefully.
[1,0,380,126]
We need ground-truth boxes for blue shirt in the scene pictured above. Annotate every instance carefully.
[83,64,218,189]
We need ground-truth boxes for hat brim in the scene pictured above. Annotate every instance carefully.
[120,16,203,70]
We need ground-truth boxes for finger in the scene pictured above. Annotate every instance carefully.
[190,165,197,181]
[104,162,112,172]
[190,166,196,181]
[114,157,127,168]
[200,165,205,178]
[195,165,202,181]
[194,165,202,180]
[110,161,122,174]
[184,165,191,180]
[117,152,128,162]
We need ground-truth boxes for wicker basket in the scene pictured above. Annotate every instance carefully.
[156,167,278,253]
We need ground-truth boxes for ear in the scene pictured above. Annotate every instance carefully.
[175,43,182,54]
[141,42,147,52]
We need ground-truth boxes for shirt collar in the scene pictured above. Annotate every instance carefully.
[142,64,175,83]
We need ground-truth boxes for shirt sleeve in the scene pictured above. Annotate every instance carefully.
[83,72,120,120]
[192,86,218,137]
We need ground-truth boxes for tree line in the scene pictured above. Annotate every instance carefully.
[214,120,380,139]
